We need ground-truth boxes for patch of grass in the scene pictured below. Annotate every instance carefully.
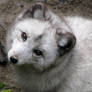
[0,82,7,91]
[0,82,12,92]
[3,89,12,92]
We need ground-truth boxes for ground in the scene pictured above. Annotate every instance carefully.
[0,0,92,92]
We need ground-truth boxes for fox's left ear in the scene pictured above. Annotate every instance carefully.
[56,30,76,56]
[17,2,49,21]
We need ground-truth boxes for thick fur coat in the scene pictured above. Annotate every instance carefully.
[6,2,92,92]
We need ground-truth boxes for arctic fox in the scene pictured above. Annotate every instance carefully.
[6,2,92,92]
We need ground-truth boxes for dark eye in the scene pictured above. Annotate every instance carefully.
[21,32,27,41]
[33,49,43,56]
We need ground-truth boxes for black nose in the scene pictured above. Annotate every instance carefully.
[10,56,18,64]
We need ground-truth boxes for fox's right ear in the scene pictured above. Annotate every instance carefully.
[16,2,50,21]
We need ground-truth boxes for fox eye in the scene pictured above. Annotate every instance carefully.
[33,49,43,56]
[21,32,27,41]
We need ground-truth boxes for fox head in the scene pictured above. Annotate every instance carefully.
[6,2,76,71]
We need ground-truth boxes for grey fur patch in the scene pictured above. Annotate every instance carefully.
[23,2,48,20]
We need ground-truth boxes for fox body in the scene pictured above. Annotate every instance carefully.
[6,2,92,92]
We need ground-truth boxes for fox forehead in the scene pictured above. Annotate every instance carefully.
[14,19,51,37]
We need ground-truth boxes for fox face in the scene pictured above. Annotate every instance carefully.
[7,2,76,71]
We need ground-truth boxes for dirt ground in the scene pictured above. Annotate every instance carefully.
[0,0,92,92]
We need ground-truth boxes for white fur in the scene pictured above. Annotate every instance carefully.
[6,7,92,92]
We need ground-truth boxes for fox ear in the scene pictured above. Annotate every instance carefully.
[56,30,76,56]
[18,2,49,20]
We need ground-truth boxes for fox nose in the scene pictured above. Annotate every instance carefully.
[10,56,18,64]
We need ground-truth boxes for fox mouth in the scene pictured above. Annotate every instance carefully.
[12,59,57,73]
